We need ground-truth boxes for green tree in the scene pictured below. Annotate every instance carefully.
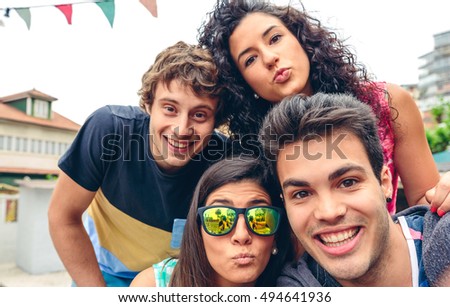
[430,96,450,124]
[426,96,450,153]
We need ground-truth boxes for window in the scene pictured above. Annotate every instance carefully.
[14,137,29,152]
[37,140,43,154]
[33,99,49,119]
[15,137,21,151]
[45,141,51,155]
[6,136,12,151]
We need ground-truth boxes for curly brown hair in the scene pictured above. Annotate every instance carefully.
[138,41,227,128]
[198,0,384,138]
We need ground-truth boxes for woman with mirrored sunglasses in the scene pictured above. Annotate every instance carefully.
[131,156,294,287]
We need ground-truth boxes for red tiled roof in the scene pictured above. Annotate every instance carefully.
[0,102,80,131]
[0,167,59,175]
[0,88,57,103]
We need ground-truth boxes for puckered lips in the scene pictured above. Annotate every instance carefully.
[232,253,256,266]
[273,68,291,83]
[314,226,362,256]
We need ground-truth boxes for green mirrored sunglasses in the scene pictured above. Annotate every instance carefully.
[197,205,281,236]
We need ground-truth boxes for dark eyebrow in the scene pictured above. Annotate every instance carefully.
[282,179,310,190]
[236,25,278,64]
[282,164,367,190]
[262,25,278,38]
[158,97,180,104]
[249,198,271,206]
[328,165,367,182]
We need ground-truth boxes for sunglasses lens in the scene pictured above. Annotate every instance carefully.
[201,207,236,235]
[246,207,280,236]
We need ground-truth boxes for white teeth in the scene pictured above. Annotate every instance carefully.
[319,228,358,247]
[168,139,189,148]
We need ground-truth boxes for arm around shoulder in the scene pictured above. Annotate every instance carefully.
[130,267,157,287]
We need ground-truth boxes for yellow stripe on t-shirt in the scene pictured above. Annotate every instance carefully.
[88,189,179,272]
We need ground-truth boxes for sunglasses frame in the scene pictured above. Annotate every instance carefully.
[197,205,282,237]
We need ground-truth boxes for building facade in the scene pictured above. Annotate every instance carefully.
[0,89,80,186]
[418,30,450,111]
[0,89,79,259]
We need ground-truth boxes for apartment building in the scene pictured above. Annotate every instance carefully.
[0,89,80,185]
[418,30,450,111]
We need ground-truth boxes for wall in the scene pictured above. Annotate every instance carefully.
[15,180,64,274]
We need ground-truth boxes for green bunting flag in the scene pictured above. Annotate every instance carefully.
[2,0,121,29]
[96,0,115,28]
[15,7,31,30]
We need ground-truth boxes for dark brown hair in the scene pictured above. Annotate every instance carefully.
[198,0,385,138]
[259,92,384,182]
[169,156,294,286]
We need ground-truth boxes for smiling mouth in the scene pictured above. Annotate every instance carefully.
[317,227,360,248]
[167,138,190,149]
[166,135,198,150]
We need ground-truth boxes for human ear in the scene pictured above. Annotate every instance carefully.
[380,165,393,199]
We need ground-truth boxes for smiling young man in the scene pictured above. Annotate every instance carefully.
[259,93,450,287]
[48,41,231,286]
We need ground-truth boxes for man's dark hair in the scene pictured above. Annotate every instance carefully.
[259,92,384,181]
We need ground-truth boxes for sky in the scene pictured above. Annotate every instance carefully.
[0,0,449,125]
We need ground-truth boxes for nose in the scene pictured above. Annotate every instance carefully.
[261,47,279,69]
[231,214,252,245]
[173,116,193,138]
[313,194,347,223]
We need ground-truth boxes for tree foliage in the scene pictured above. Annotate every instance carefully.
[426,97,450,153]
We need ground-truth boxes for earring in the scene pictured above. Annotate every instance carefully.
[386,197,392,203]
[254,93,259,99]
[271,247,278,255]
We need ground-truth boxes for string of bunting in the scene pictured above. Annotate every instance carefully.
[0,0,157,30]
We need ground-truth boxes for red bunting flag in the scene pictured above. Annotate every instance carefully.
[2,1,116,29]
[55,4,73,25]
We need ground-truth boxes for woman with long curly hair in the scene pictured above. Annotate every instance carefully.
[198,0,450,215]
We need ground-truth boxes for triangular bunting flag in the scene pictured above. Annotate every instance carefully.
[15,7,31,30]
[96,0,115,28]
[140,0,157,17]
[56,4,73,25]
